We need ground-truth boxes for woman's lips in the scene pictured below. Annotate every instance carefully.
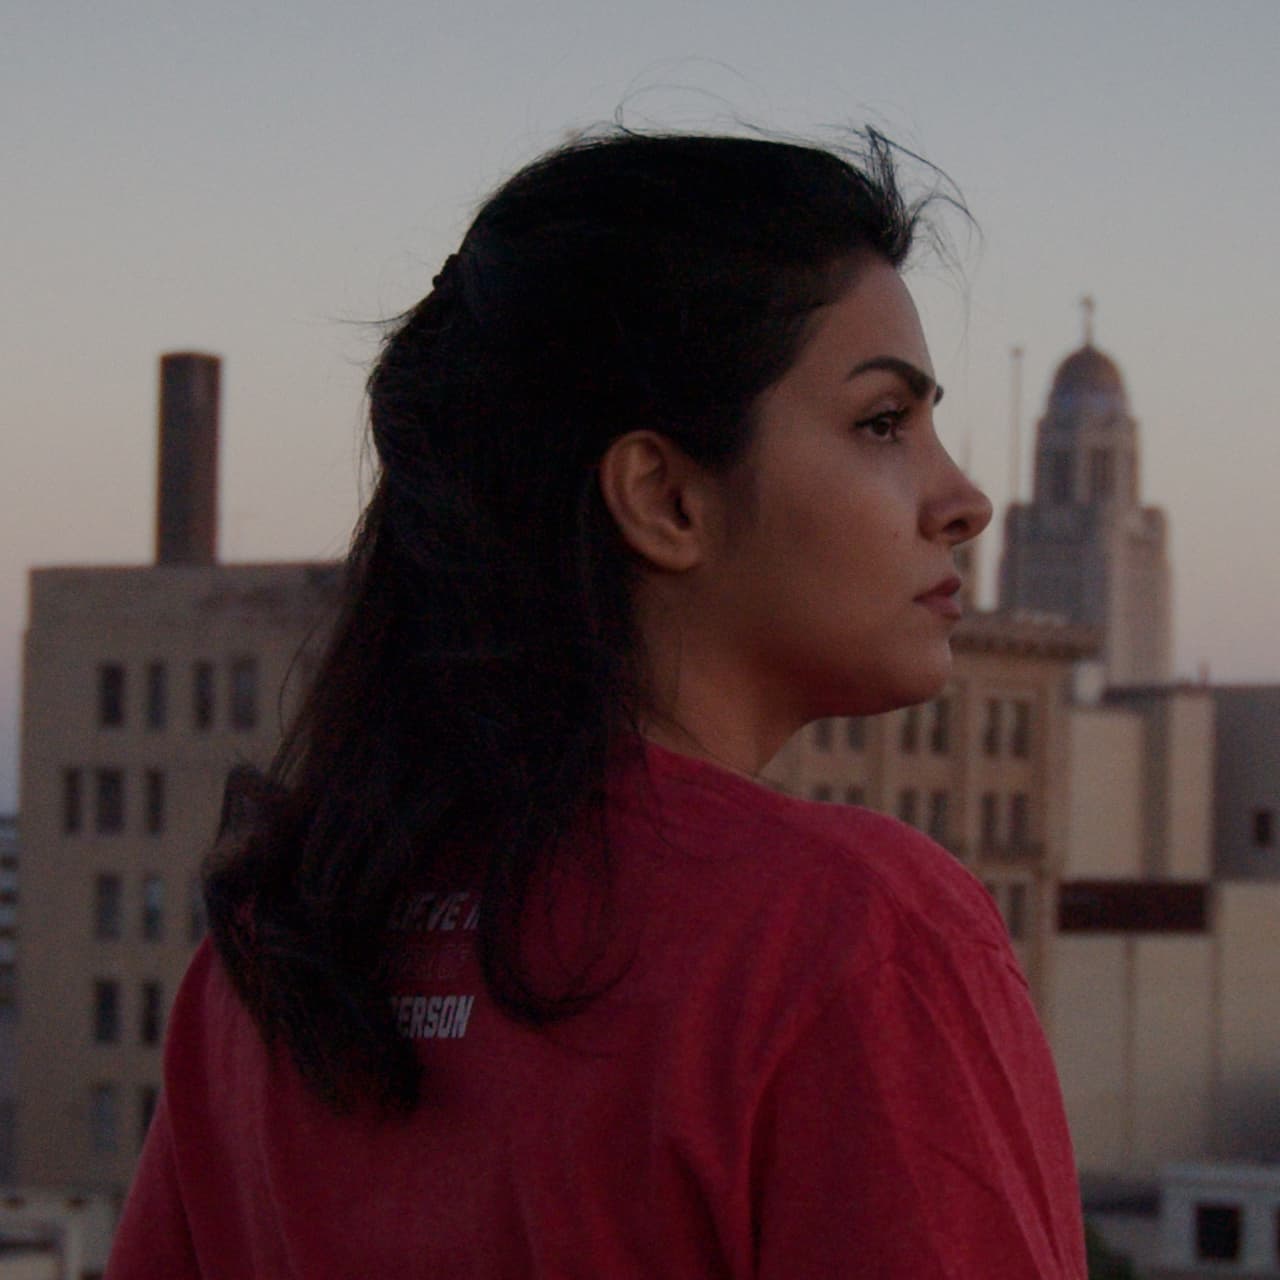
[914,576,963,620]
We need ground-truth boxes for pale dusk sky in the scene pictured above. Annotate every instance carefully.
[4,0,1279,808]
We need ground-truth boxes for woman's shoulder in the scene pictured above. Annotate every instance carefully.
[618,738,1012,965]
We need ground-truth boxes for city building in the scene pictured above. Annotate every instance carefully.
[16,356,339,1194]
[999,311,1173,686]
[1211,685,1280,882]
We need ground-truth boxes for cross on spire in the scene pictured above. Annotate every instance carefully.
[1081,295,1096,346]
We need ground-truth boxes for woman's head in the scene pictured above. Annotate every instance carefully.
[365,131,948,744]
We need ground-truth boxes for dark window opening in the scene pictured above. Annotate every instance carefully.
[811,784,832,803]
[92,980,119,1044]
[1011,700,1032,759]
[98,664,126,728]
[142,876,164,943]
[898,789,918,827]
[1254,809,1274,848]
[980,792,999,851]
[146,662,167,730]
[812,720,832,752]
[193,661,214,731]
[929,699,950,755]
[139,1086,158,1149]
[1048,451,1073,504]
[63,769,83,835]
[1195,1203,1241,1262]
[982,699,1002,757]
[928,791,949,842]
[145,770,165,835]
[230,657,258,730]
[140,982,162,1046]
[845,718,865,751]
[94,874,121,941]
[900,706,920,754]
[95,770,124,835]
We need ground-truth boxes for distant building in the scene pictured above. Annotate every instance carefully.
[1211,685,1280,881]
[999,326,1172,686]
[16,355,340,1195]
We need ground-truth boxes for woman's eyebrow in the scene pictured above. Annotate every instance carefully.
[846,355,944,405]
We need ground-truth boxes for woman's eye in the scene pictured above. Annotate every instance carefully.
[856,408,908,442]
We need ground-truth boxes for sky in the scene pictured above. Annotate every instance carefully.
[3,0,1279,811]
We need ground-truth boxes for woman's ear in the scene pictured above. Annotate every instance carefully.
[597,431,715,573]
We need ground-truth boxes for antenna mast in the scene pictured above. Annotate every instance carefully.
[1008,345,1024,506]
[1081,294,1096,346]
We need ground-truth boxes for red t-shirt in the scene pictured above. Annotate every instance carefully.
[108,739,1086,1277]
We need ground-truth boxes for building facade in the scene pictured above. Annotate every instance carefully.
[1211,685,1280,882]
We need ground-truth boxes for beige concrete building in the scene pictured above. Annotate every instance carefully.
[16,354,341,1195]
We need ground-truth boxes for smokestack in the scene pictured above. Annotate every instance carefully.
[155,352,220,565]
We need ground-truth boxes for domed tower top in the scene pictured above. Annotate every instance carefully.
[1046,343,1131,422]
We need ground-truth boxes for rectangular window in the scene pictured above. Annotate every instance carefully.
[63,768,83,834]
[95,769,124,834]
[928,791,949,842]
[980,792,999,851]
[140,982,162,1046]
[89,1084,119,1154]
[844,785,865,807]
[146,662,167,730]
[928,699,951,755]
[811,784,832,802]
[193,661,214,731]
[230,657,258,730]
[1090,448,1114,501]
[898,788,918,827]
[142,875,164,942]
[98,663,125,728]
[92,980,119,1043]
[1009,793,1031,847]
[1254,809,1274,848]
[811,719,832,752]
[94,874,122,941]
[1049,451,1072,504]
[145,770,165,835]
[900,706,920,754]
[1006,883,1028,940]
[1195,1203,1242,1261]
[845,718,865,751]
[1011,700,1032,759]
[982,699,1002,757]
[189,877,207,944]
[139,1086,158,1149]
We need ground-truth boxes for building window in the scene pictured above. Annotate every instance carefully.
[1254,809,1274,848]
[1195,1203,1242,1262]
[1089,448,1114,501]
[1010,700,1032,759]
[1009,793,1031,847]
[98,664,126,728]
[145,770,165,835]
[142,876,164,942]
[92,980,119,1043]
[94,874,122,941]
[63,769,83,834]
[811,784,832,802]
[230,657,258,731]
[928,791,949,842]
[95,770,124,835]
[812,720,833,752]
[189,877,207,944]
[928,699,951,755]
[1006,883,1028,940]
[146,662,167,730]
[982,699,1002,757]
[139,1086,158,1149]
[980,792,999,851]
[844,786,865,807]
[193,661,214,731]
[89,1084,119,1154]
[140,982,163,1046]
[845,718,865,751]
[1048,451,1072,504]
[898,789,918,827]
[900,706,920,754]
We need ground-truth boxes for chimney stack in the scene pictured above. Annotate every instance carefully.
[155,352,220,565]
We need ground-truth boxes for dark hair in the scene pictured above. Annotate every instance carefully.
[205,128,934,1112]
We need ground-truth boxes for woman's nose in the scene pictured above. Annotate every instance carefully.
[922,451,994,547]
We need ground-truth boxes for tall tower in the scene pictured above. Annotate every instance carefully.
[998,304,1172,685]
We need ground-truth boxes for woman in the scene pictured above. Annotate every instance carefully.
[108,130,1086,1277]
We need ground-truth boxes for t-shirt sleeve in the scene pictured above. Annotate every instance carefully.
[750,933,1087,1279]
[104,1086,201,1279]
